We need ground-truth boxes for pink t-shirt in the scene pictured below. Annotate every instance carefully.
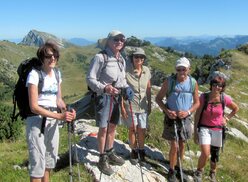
[199,93,232,130]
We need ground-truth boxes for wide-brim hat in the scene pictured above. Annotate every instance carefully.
[176,57,190,68]
[132,47,146,58]
[97,30,125,50]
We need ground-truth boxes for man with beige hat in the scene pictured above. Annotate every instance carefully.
[87,30,134,175]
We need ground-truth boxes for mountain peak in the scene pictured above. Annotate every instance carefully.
[19,29,64,48]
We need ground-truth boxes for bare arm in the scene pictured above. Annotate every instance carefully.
[155,79,177,119]
[146,80,151,115]
[56,83,66,112]
[223,101,239,124]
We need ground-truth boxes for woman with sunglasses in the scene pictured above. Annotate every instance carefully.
[194,73,238,182]
[156,57,200,181]
[87,30,134,176]
[121,47,151,166]
[26,41,76,182]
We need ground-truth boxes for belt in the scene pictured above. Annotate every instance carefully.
[40,106,58,112]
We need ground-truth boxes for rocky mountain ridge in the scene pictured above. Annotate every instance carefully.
[19,29,75,48]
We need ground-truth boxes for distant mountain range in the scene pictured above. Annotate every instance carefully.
[6,29,248,57]
[145,35,248,56]
[67,38,95,46]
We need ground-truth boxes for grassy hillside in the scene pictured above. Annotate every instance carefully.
[1,41,248,181]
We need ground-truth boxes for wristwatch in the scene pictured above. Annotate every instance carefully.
[187,110,191,116]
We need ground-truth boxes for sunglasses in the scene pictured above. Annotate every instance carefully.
[113,37,125,43]
[134,55,145,59]
[45,54,58,59]
[176,68,187,72]
[212,83,223,88]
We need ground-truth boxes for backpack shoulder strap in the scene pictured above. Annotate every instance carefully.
[99,50,108,69]
[203,92,210,110]
[220,92,225,115]
[53,67,60,83]
[189,75,196,93]
[198,92,210,127]
[166,74,176,97]
[33,69,44,94]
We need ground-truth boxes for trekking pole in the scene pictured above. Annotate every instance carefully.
[67,106,73,182]
[99,95,114,181]
[129,100,144,182]
[174,120,184,182]
[71,120,81,182]
[181,119,195,172]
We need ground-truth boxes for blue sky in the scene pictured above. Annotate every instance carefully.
[1,0,247,41]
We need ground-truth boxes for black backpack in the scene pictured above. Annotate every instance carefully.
[12,57,59,121]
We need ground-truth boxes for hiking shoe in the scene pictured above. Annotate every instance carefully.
[97,154,114,176]
[130,149,138,165]
[107,148,125,166]
[194,170,203,182]
[138,149,146,166]
[209,171,217,182]
[176,170,190,182]
[168,169,178,182]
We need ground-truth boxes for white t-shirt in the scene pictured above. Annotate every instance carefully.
[26,69,62,107]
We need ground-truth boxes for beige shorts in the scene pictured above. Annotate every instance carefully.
[26,115,59,178]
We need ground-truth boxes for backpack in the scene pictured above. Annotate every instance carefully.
[166,73,196,98]
[12,57,59,121]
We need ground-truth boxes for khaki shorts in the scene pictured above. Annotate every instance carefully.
[26,115,59,178]
[123,112,148,129]
[162,116,193,141]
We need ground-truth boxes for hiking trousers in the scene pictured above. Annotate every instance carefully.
[26,115,59,178]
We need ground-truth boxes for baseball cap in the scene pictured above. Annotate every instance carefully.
[176,57,190,68]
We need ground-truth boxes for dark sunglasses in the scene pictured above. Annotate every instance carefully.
[45,54,58,59]
[113,37,125,43]
[176,68,187,72]
[134,55,145,59]
[212,83,223,87]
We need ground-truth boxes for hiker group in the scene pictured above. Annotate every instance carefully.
[17,30,239,182]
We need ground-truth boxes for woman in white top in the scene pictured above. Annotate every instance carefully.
[26,41,76,182]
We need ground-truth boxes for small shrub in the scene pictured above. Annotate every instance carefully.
[0,105,23,141]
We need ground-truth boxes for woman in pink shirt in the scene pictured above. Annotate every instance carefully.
[194,74,238,182]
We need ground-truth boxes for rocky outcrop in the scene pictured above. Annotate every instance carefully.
[19,29,64,48]
[68,119,195,182]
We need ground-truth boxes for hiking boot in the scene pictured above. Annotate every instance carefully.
[97,154,114,176]
[176,170,190,182]
[174,165,190,182]
[138,149,146,166]
[168,169,178,182]
[194,170,203,182]
[107,148,125,166]
[130,149,138,165]
[209,171,217,182]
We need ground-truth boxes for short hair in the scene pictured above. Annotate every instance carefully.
[36,41,60,63]
[210,76,226,92]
